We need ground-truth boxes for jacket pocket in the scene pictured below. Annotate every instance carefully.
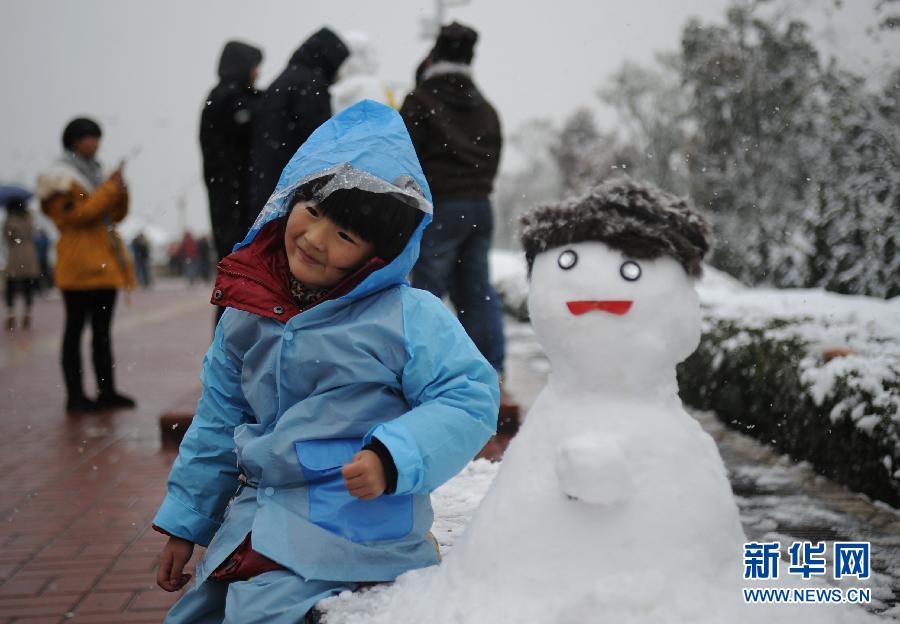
[295,438,413,543]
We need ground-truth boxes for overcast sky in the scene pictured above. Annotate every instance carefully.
[1,0,894,239]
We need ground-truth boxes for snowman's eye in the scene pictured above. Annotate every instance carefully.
[620,260,642,281]
[557,250,578,270]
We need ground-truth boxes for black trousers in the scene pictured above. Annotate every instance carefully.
[5,278,34,309]
[62,289,118,400]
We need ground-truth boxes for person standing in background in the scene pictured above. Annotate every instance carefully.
[130,231,152,289]
[200,44,262,253]
[248,28,348,214]
[200,40,262,323]
[180,231,199,286]
[36,117,136,413]
[3,198,40,331]
[33,226,53,293]
[195,235,212,281]
[400,22,520,433]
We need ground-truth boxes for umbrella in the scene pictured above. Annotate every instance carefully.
[0,185,33,206]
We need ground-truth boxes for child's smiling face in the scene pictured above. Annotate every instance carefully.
[284,199,376,288]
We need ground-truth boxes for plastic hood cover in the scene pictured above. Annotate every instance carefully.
[237,99,434,299]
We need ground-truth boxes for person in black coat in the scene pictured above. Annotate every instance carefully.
[200,40,263,264]
[248,27,349,213]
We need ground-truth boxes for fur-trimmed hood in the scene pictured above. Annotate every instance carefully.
[35,156,102,200]
[520,177,711,278]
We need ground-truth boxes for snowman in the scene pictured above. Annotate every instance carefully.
[424,177,751,622]
[321,179,877,623]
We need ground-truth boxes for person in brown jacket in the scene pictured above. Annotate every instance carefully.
[36,117,136,413]
[400,23,519,433]
[3,197,40,330]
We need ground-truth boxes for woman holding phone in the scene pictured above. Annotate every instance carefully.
[36,117,136,413]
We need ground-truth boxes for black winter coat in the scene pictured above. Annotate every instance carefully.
[400,71,502,201]
[200,41,263,260]
[248,28,348,214]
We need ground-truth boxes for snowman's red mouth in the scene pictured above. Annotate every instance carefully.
[566,300,633,316]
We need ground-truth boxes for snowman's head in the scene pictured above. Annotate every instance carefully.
[520,178,712,385]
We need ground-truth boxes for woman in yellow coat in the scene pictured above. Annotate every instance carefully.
[37,117,136,413]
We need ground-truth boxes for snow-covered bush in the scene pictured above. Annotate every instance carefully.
[679,317,900,507]
[678,285,900,507]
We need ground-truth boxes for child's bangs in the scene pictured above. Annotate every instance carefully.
[290,177,424,261]
[322,189,423,261]
[319,188,403,233]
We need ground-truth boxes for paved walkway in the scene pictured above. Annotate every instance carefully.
[0,280,212,623]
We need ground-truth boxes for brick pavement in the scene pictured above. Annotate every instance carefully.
[0,280,214,623]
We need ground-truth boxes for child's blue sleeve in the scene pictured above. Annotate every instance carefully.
[364,292,499,495]
[153,315,251,545]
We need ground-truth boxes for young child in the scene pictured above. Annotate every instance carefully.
[153,100,499,623]
[3,197,40,331]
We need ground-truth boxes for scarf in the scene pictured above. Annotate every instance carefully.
[63,150,104,191]
[289,276,330,310]
[422,61,473,81]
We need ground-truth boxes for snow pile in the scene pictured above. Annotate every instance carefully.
[490,249,530,321]
[427,459,498,552]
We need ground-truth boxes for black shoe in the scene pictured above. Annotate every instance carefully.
[96,392,137,409]
[66,397,99,413]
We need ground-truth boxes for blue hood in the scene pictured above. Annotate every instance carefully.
[237,99,433,300]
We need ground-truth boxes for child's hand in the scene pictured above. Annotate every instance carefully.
[342,450,386,500]
[156,536,194,592]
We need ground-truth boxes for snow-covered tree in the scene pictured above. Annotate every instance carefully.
[598,54,692,196]
[494,1,899,296]
[803,65,900,297]
[493,119,563,249]
[681,6,823,286]
[549,109,618,197]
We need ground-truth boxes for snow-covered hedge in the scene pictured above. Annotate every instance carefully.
[490,250,900,506]
[682,281,900,507]
[679,319,900,506]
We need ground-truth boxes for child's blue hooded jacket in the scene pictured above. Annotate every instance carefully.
[153,100,499,583]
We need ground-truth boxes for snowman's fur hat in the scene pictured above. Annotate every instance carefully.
[520,177,712,278]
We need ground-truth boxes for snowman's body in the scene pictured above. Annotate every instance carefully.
[445,386,746,614]
[434,243,748,620]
